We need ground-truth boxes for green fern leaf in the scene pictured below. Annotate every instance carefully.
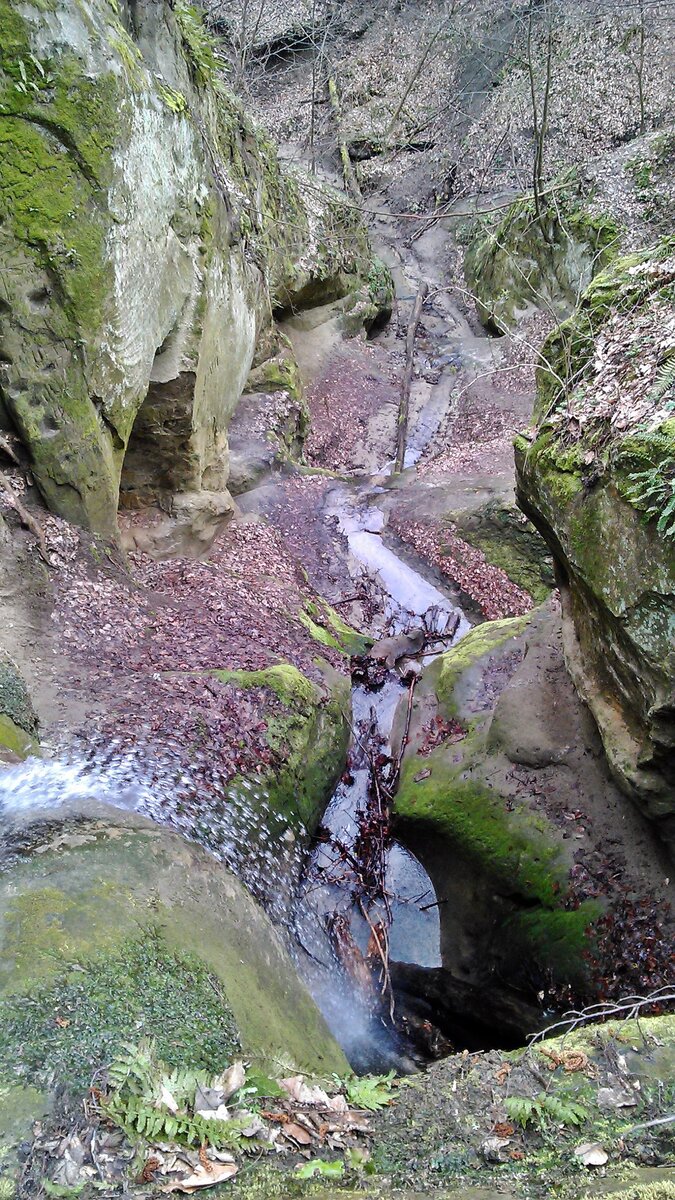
[648,348,675,404]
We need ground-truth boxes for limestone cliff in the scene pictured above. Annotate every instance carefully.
[516,243,675,845]
[0,0,387,534]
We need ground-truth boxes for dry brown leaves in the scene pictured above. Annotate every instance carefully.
[539,1047,598,1077]
[389,514,532,620]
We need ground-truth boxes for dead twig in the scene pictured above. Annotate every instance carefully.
[0,469,53,566]
[0,433,21,466]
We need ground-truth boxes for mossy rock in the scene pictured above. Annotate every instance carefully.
[433,613,531,717]
[393,612,603,996]
[0,811,347,1115]
[369,1015,675,1197]
[0,657,38,759]
[465,186,621,334]
[515,243,675,840]
[448,501,554,603]
[0,0,388,534]
[213,660,350,836]
[298,599,372,657]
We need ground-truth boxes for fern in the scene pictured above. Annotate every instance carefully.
[156,81,188,114]
[174,1,222,88]
[103,1040,248,1151]
[340,1072,397,1112]
[106,1039,158,1097]
[625,465,675,539]
[505,1092,588,1130]
[648,347,675,404]
[505,1095,539,1129]
[541,1095,588,1127]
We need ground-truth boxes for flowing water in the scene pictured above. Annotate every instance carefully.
[0,204,489,1070]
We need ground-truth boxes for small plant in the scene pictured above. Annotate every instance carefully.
[627,160,653,192]
[505,1092,588,1131]
[156,81,188,114]
[295,1159,344,1179]
[647,346,675,405]
[338,1071,397,1112]
[625,463,675,539]
[103,1040,248,1149]
[13,55,54,96]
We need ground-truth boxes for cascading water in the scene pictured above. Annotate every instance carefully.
[0,478,472,1072]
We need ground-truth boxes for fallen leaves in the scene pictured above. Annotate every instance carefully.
[495,1062,511,1085]
[160,1159,238,1193]
[388,514,533,620]
[539,1047,598,1077]
[573,1141,609,1168]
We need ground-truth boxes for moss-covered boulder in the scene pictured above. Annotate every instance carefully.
[393,611,601,1007]
[0,656,37,759]
[0,807,347,1163]
[0,0,389,535]
[391,598,673,1018]
[515,243,675,845]
[465,190,619,334]
[214,660,351,839]
[371,1015,675,1197]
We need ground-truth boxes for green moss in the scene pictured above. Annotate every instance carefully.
[0,715,36,758]
[213,663,349,831]
[508,903,602,987]
[0,930,241,1095]
[535,238,675,421]
[449,503,554,602]
[245,351,304,406]
[434,614,530,715]
[465,180,621,333]
[0,824,347,1084]
[395,755,566,907]
[298,602,370,656]
[214,662,317,707]
[174,0,222,88]
[156,81,188,114]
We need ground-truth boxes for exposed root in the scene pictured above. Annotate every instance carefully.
[0,469,54,567]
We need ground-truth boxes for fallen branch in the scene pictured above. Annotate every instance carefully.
[393,281,428,474]
[0,469,53,567]
[527,987,675,1045]
[391,673,417,792]
[0,434,20,466]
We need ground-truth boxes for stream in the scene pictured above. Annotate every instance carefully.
[0,200,501,1073]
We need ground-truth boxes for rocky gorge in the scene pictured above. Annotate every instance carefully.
[0,0,674,1197]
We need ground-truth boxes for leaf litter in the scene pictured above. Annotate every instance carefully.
[30,1045,397,1196]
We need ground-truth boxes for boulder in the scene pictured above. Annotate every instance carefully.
[515,243,675,846]
[465,192,619,334]
[393,609,603,1005]
[0,805,347,1133]
[392,601,675,1014]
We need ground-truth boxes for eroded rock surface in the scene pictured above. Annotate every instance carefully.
[516,244,675,845]
[0,0,388,534]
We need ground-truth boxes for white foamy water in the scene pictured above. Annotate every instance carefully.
[325,485,471,639]
[0,747,305,931]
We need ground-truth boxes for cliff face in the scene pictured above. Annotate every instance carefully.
[0,0,386,535]
[516,244,675,846]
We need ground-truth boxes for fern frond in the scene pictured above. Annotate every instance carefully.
[648,347,675,405]
[541,1095,588,1127]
